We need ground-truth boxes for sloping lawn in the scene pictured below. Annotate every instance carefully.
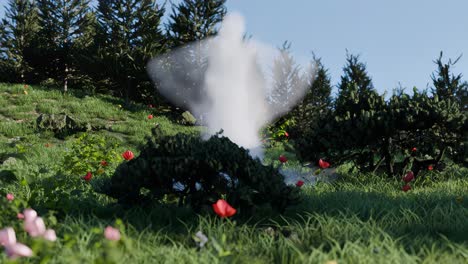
[0,83,466,263]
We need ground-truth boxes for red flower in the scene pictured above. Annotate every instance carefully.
[402,184,411,192]
[148,114,153,119]
[318,159,330,169]
[212,199,236,218]
[100,160,108,166]
[411,147,417,152]
[284,132,289,138]
[83,171,92,182]
[278,155,288,163]
[402,171,414,183]
[122,150,134,161]
[296,180,304,187]
[428,165,433,171]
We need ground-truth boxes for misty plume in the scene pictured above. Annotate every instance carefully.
[147,12,315,158]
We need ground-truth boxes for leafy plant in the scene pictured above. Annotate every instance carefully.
[104,127,300,213]
[62,133,121,178]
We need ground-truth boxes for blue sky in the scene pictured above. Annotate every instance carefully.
[223,0,468,95]
[1,0,467,95]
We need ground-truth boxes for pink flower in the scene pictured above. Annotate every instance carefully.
[6,193,14,201]
[23,209,37,222]
[17,213,25,220]
[43,229,57,242]
[4,243,33,259]
[104,226,121,241]
[24,217,46,237]
[0,227,16,246]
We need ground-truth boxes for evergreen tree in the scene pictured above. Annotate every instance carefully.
[0,0,39,83]
[289,55,332,138]
[269,42,306,118]
[335,52,377,116]
[35,0,93,92]
[159,0,226,112]
[431,51,468,111]
[96,0,166,103]
[431,52,468,164]
[166,0,226,47]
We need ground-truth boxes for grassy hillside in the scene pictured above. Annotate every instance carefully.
[0,83,467,263]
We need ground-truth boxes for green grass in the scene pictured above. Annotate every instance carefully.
[0,83,467,263]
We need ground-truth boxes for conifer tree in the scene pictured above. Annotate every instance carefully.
[269,42,306,118]
[431,51,467,111]
[289,55,332,138]
[160,0,226,112]
[335,52,378,116]
[96,0,166,103]
[166,0,226,47]
[0,0,39,83]
[35,0,93,92]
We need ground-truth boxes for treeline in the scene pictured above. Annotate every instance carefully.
[0,0,226,104]
[1,0,466,173]
[280,50,467,175]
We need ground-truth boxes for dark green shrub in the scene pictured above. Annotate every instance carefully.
[104,128,300,213]
[294,88,466,178]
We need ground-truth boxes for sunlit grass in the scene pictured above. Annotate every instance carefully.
[0,83,467,263]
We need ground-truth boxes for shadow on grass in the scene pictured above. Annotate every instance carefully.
[34,175,467,250]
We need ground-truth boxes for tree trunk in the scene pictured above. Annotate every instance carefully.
[383,137,394,176]
[64,64,68,94]
[125,76,132,107]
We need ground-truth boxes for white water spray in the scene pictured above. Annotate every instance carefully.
[147,12,313,158]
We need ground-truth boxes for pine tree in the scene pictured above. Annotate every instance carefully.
[159,0,226,111]
[269,42,306,118]
[35,0,93,92]
[166,0,226,47]
[289,55,332,138]
[335,52,377,116]
[96,0,166,103]
[431,51,467,111]
[0,0,40,83]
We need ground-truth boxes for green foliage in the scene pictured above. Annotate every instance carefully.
[286,55,333,141]
[105,128,300,213]
[294,53,467,177]
[166,0,226,47]
[62,133,121,178]
[34,0,94,92]
[0,0,40,83]
[96,0,166,103]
